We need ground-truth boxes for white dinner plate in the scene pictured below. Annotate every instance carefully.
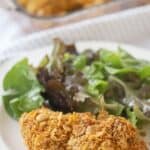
[0,41,150,150]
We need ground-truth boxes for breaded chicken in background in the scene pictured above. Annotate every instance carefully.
[17,0,109,16]
[20,108,147,150]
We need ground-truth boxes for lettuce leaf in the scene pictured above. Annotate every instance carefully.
[126,106,150,127]
[3,59,44,119]
[100,49,122,68]
[134,105,150,123]
[73,55,87,70]
[126,108,137,127]
[99,97,124,116]
[86,79,108,96]
[139,65,150,79]
[75,96,124,116]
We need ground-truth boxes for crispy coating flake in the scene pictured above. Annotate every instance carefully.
[20,108,147,150]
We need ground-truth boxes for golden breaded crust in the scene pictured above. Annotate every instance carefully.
[20,108,95,150]
[68,113,147,150]
[20,108,147,150]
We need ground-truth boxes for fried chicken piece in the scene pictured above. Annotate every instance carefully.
[20,108,147,150]
[20,108,95,150]
[68,111,147,150]
[17,0,109,16]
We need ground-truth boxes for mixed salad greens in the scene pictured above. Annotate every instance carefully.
[2,39,150,127]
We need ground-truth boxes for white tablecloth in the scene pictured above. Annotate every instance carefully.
[0,9,21,45]
[0,8,32,48]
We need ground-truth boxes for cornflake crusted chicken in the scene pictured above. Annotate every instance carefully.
[20,108,148,150]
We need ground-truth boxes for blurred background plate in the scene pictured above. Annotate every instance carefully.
[0,0,149,35]
[0,4,150,53]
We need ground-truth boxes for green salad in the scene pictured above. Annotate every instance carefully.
[2,39,150,127]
